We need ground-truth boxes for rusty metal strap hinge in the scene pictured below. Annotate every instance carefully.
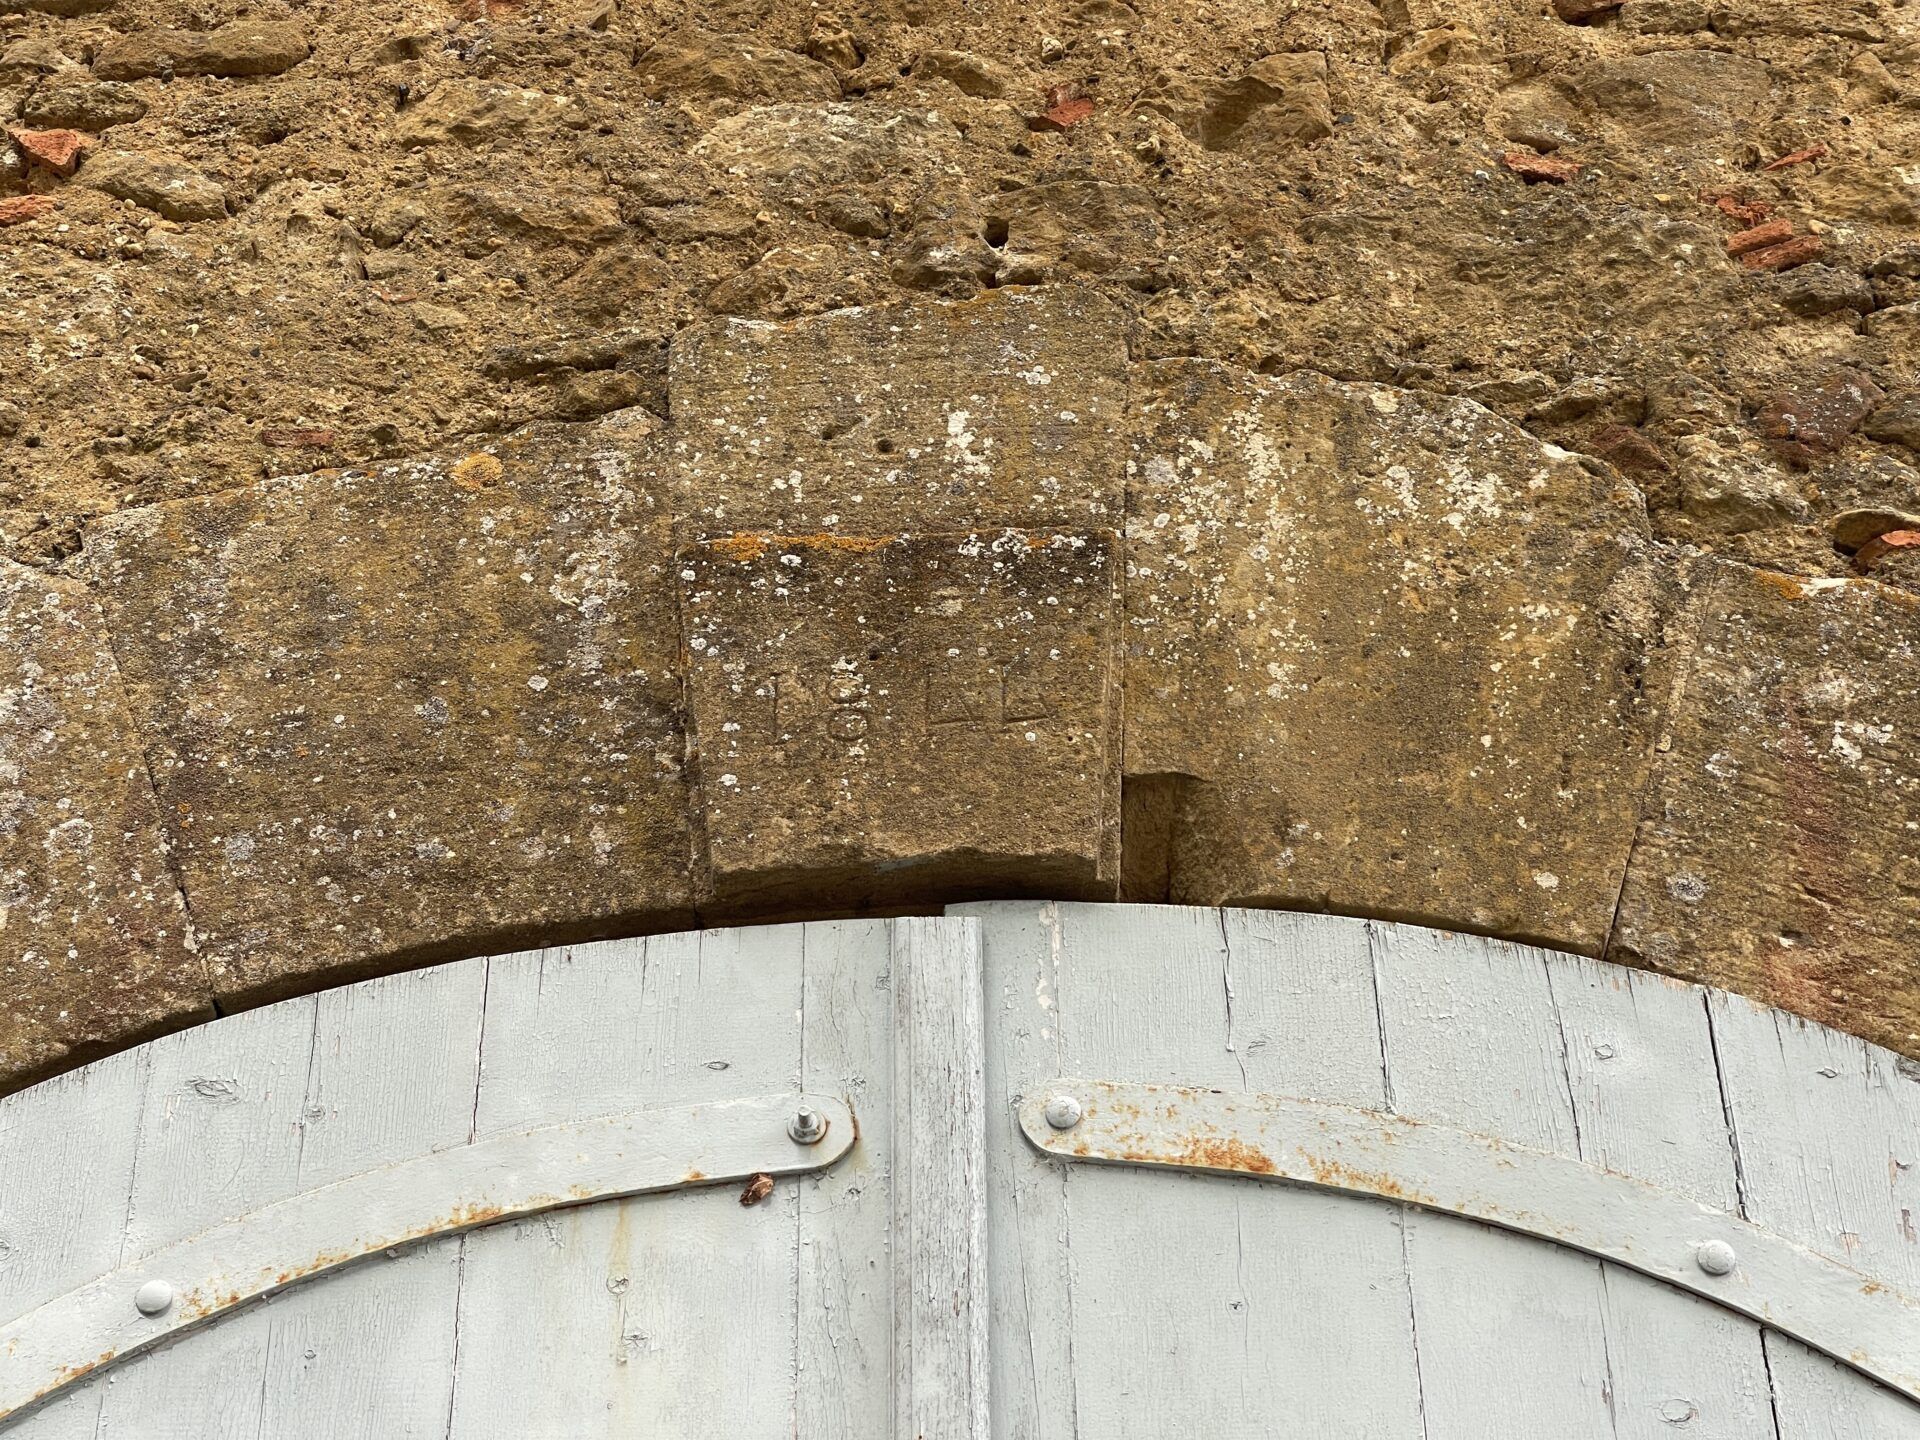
[0,1091,854,1424]
[1019,1079,1920,1403]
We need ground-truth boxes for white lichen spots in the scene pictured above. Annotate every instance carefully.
[527,675,550,692]
[1666,873,1709,904]
[1532,871,1559,891]
[224,834,256,863]
[1829,720,1893,764]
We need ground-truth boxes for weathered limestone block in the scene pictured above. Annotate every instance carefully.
[681,531,1120,914]
[1613,566,1920,1051]
[0,561,206,1088]
[669,286,1126,535]
[1127,360,1674,953]
[79,412,692,1007]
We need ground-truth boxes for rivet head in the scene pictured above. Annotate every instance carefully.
[134,1279,174,1316]
[1695,1240,1738,1277]
[788,1107,828,1145]
[1044,1094,1083,1130]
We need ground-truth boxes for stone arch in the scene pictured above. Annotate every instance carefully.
[4,285,1916,1090]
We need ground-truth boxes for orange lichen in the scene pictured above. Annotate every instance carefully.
[1752,571,1809,600]
[450,453,504,490]
[707,532,898,563]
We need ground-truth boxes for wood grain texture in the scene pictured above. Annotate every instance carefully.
[1372,924,1777,1439]
[966,904,1918,1439]
[446,928,808,1436]
[1708,989,1920,1436]
[0,1046,146,1440]
[961,901,1425,1439]
[797,920,896,1438]
[8,908,1920,1438]
[891,916,989,1440]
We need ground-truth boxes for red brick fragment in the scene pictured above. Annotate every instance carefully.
[12,128,92,178]
[1741,235,1825,272]
[1856,530,1920,572]
[1707,192,1772,226]
[260,427,336,449]
[1726,218,1794,256]
[1757,368,1882,468]
[1588,424,1671,477]
[1030,83,1094,131]
[1502,149,1582,184]
[1762,144,1829,172]
[0,194,55,226]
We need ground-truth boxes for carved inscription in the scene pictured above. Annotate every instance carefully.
[678,531,1121,910]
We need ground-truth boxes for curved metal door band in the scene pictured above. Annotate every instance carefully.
[0,1092,855,1424]
[1019,1079,1920,1402]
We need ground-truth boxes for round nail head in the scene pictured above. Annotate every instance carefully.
[1696,1240,1738,1277]
[1044,1094,1083,1130]
[134,1279,175,1316]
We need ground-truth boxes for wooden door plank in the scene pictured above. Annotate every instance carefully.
[83,961,486,1439]
[250,962,486,1437]
[90,992,318,1439]
[0,1047,147,1440]
[1762,1337,1920,1439]
[891,916,989,1440]
[970,900,1079,1440]
[796,919,896,1438]
[447,927,807,1437]
[1373,923,1776,1439]
[1707,991,1920,1431]
[964,902,1425,1438]
[1544,957,1778,1438]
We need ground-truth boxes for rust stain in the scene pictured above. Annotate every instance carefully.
[37,1350,115,1399]
[681,1168,707,1184]
[1300,1151,1438,1205]
[1105,1131,1277,1175]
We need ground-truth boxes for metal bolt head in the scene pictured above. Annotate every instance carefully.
[134,1279,174,1316]
[1695,1240,1738,1277]
[788,1107,828,1145]
[1043,1094,1083,1131]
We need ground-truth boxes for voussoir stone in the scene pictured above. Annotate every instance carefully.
[1612,565,1920,1051]
[0,560,207,1091]
[680,530,1120,916]
[78,411,693,1008]
[668,285,1126,535]
[1126,359,1677,953]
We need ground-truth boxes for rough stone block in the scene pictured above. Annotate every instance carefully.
[79,412,693,1007]
[668,286,1126,535]
[681,530,1120,914]
[1126,359,1675,953]
[1613,566,1920,1051]
[0,561,206,1088]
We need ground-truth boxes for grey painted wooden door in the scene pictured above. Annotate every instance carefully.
[0,918,985,1439]
[966,903,1920,1439]
[4,905,1919,1436]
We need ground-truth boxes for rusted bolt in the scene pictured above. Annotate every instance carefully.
[1044,1094,1083,1130]
[1695,1240,1738,1277]
[134,1279,174,1316]
[788,1107,828,1145]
